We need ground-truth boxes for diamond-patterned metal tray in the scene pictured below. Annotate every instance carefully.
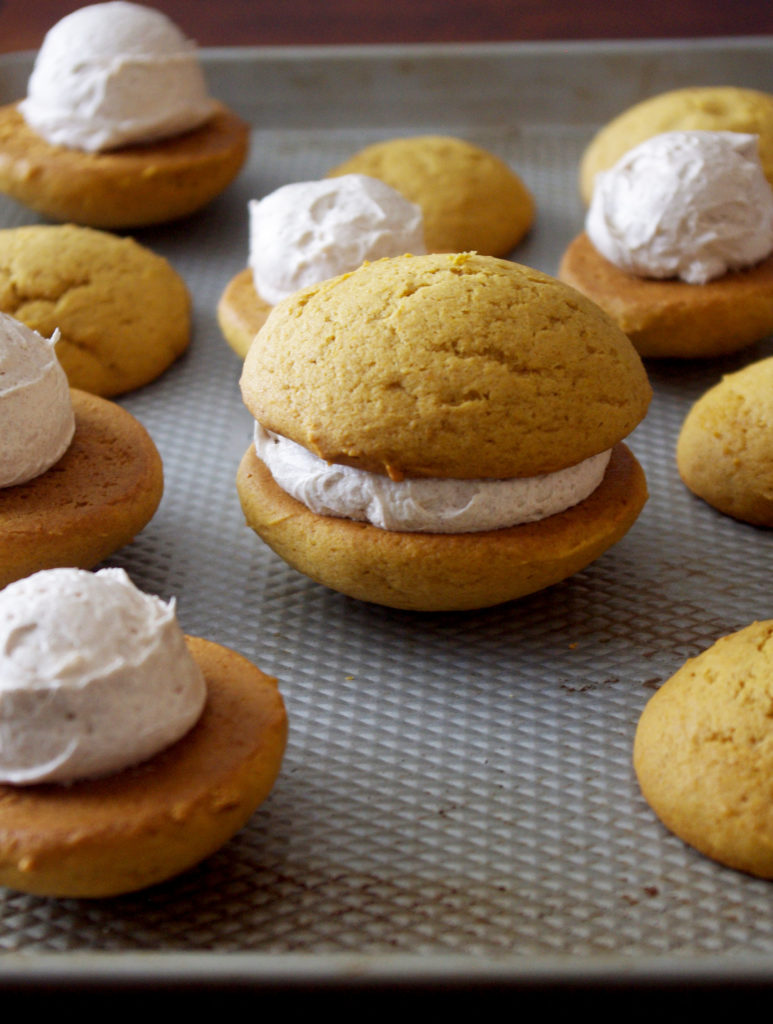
[2,37,773,992]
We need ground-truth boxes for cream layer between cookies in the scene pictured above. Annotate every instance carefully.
[254,424,612,533]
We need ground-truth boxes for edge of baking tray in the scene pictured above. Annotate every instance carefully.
[2,33,773,993]
[3,35,773,129]
[3,950,773,994]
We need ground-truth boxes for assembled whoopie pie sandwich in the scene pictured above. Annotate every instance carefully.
[238,252,652,611]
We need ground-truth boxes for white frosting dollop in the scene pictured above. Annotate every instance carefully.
[586,130,773,284]
[0,568,207,786]
[249,174,426,305]
[19,2,216,152]
[255,424,612,533]
[0,313,75,488]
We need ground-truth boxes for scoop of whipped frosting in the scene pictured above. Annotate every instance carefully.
[586,130,773,284]
[0,312,75,488]
[0,568,207,786]
[255,425,611,533]
[19,2,216,152]
[249,174,426,305]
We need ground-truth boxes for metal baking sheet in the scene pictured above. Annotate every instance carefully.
[2,37,773,992]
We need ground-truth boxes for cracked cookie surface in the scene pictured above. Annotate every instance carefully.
[240,252,652,480]
[0,223,190,396]
[634,619,773,878]
[677,355,773,525]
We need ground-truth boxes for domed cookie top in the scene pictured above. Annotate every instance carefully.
[677,355,773,526]
[0,224,190,396]
[634,619,773,878]
[328,135,534,257]
[241,252,651,481]
[579,86,773,204]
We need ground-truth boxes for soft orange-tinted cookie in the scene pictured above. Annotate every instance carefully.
[241,253,651,480]
[0,101,249,229]
[0,388,163,587]
[677,356,773,524]
[0,636,287,897]
[217,267,273,359]
[634,620,773,878]
[558,232,773,358]
[328,135,534,256]
[0,224,191,396]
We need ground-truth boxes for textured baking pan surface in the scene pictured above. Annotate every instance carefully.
[2,38,773,992]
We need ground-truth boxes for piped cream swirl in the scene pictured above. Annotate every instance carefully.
[0,568,206,785]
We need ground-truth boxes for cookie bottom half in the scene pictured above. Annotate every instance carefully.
[0,102,249,228]
[0,389,163,587]
[237,441,648,611]
[559,233,773,359]
[0,637,287,898]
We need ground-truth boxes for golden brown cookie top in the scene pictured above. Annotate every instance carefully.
[0,223,190,396]
[328,134,534,257]
[634,619,773,878]
[677,355,773,526]
[240,252,651,480]
[579,86,773,205]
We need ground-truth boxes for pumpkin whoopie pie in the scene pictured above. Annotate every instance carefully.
[238,252,651,611]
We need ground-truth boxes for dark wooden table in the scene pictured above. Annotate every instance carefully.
[1,0,772,53]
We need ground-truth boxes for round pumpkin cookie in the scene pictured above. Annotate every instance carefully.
[217,267,273,359]
[0,388,163,587]
[634,620,773,878]
[0,224,191,396]
[238,252,651,610]
[327,135,534,256]
[0,632,287,898]
[677,356,773,526]
[579,86,773,204]
[558,233,773,359]
[0,101,249,229]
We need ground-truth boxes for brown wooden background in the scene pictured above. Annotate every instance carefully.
[1,0,772,53]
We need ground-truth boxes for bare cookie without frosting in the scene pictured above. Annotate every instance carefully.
[328,135,534,256]
[0,101,248,229]
[634,620,773,878]
[579,86,773,204]
[677,356,773,525]
[0,388,163,587]
[0,636,287,898]
[0,224,190,396]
